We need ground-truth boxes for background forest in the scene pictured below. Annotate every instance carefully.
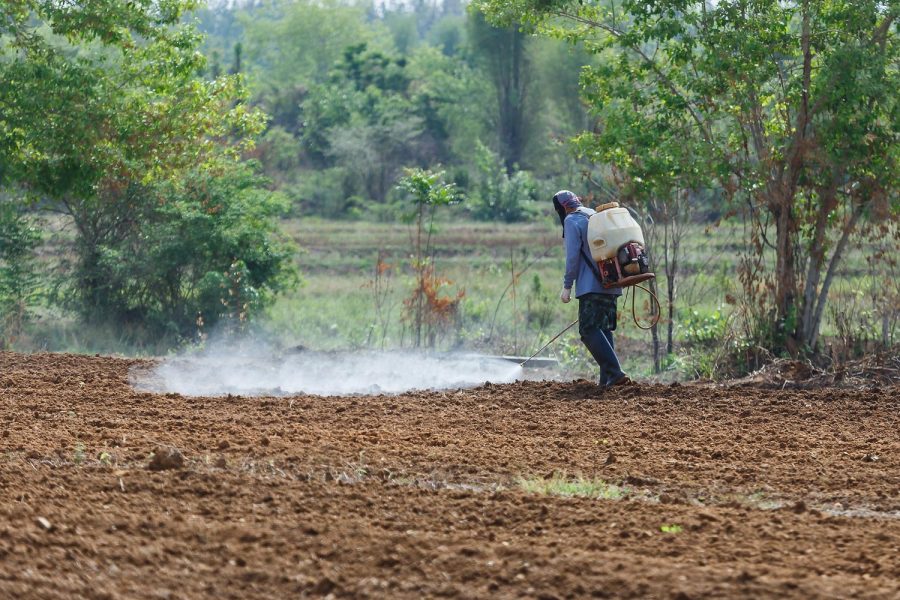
[1,0,897,379]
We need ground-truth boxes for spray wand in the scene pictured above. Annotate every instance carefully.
[518,285,661,367]
[519,319,579,367]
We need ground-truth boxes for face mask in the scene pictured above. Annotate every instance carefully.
[552,197,568,237]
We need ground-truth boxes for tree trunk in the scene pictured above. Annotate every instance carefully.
[499,26,526,174]
[663,210,679,356]
[773,195,799,352]
[807,203,864,349]
[799,171,841,348]
[772,0,810,354]
[470,14,530,175]
[649,277,661,374]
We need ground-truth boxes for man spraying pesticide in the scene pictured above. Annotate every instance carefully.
[536,190,657,387]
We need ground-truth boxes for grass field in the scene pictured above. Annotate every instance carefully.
[263,216,896,379]
[16,213,896,380]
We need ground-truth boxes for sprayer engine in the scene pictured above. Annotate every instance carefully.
[598,242,654,288]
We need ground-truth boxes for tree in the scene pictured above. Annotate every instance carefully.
[299,43,460,204]
[0,0,271,337]
[405,46,493,167]
[396,168,464,347]
[477,0,899,355]
[469,142,538,222]
[468,11,534,174]
[75,164,295,341]
[0,198,40,347]
[242,0,382,88]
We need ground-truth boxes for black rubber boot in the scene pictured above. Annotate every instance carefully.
[580,329,624,386]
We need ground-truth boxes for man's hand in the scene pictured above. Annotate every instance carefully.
[560,287,571,303]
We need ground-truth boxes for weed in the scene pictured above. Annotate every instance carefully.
[73,443,86,465]
[660,524,683,534]
[517,473,627,500]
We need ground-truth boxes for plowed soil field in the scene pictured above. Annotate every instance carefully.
[1,352,899,599]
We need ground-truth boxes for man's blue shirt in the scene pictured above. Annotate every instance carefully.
[563,208,622,298]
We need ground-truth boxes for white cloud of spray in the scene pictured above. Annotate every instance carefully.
[135,341,524,396]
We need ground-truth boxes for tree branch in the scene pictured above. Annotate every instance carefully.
[555,10,712,143]
[808,201,865,348]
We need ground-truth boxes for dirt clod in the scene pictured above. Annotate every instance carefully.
[147,447,185,471]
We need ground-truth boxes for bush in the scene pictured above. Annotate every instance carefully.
[680,307,728,347]
[677,307,731,379]
[290,167,359,218]
[68,163,297,344]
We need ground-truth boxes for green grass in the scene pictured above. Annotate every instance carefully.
[262,217,896,378]
[265,217,743,376]
[517,473,628,500]
[15,214,896,375]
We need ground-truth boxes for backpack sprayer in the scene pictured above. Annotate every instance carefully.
[520,201,660,367]
[588,202,655,289]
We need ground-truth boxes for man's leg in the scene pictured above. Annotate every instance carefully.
[581,329,624,385]
[579,294,625,386]
[599,329,628,385]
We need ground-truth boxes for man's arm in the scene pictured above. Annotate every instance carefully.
[563,217,581,290]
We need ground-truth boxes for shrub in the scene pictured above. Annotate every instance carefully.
[0,199,40,348]
[396,168,463,347]
[679,307,728,347]
[67,163,297,344]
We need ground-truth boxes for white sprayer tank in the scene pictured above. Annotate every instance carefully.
[587,202,645,262]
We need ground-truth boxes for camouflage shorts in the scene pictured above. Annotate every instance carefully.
[578,293,618,336]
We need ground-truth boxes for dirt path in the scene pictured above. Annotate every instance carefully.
[1,352,898,599]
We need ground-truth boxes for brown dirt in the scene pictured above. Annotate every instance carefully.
[1,351,899,599]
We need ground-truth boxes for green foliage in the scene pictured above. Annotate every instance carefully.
[467,10,536,174]
[405,46,492,165]
[397,168,460,213]
[396,168,464,347]
[293,43,462,205]
[242,0,382,89]
[680,307,728,347]
[557,335,596,374]
[0,199,40,347]
[257,126,303,177]
[0,0,264,199]
[476,0,899,355]
[660,524,683,534]
[525,274,555,331]
[0,0,275,348]
[469,142,539,222]
[230,1,581,211]
[73,443,85,466]
[65,164,296,343]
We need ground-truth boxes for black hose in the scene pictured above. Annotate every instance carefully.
[626,283,662,330]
